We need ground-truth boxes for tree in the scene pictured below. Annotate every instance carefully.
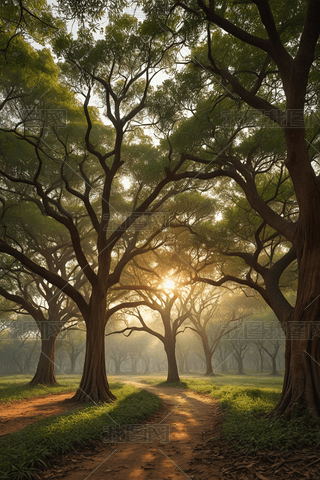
[142,0,320,418]
[214,342,231,374]
[186,285,242,376]
[0,0,61,125]
[0,269,78,384]
[256,340,281,376]
[0,12,202,402]
[108,251,194,382]
[2,0,319,417]
[0,207,84,385]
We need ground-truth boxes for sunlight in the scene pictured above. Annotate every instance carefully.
[161,278,176,291]
[121,176,132,190]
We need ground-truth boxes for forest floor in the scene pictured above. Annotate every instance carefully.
[1,378,320,480]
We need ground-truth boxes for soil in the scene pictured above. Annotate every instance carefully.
[40,381,224,480]
[0,391,79,435]
[1,379,320,480]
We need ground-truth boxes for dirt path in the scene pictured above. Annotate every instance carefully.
[0,391,78,435]
[40,380,224,480]
[2,380,320,479]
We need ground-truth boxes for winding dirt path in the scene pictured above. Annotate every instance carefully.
[2,379,320,479]
[40,380,224,480]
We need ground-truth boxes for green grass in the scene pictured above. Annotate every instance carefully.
[0,382,162,480]
[0,375,82,404]
[141,375,320,452]
[139,373,285,389]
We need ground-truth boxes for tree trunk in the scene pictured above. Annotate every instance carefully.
[71,292,116,403]
[202,338,214,376]
[235,354,246,375]
[273,330,320,418]
[164,338,180,383]
[274,315,320,418]
[29,334,58,385]
[270,355,279,376]
[271,141,320,417]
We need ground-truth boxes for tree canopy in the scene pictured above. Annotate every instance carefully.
[0,0,320,418]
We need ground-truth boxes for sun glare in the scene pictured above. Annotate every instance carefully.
[161,279,176,290]
[121,177,132,190]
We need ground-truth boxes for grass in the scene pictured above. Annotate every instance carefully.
[140,375,320,452]
[138,372,285,388]
[0,382,162,480]
[0,375,82,404]
[3,372,320,469]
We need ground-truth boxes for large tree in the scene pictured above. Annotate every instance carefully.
[152,0,320,418]
[0,11,206,402]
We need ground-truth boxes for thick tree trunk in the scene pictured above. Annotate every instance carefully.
[273,302,320,418]
[272,169,320,417]
[72,320,116,403]
[273,331,320,418]
[29,334,58,385]
[71,291,116,403]
[204,345,214,376]
[164,339,180,383]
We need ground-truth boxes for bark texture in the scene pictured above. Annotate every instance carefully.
[71,290,116,403]
[164,336,180,383]
[29,334,58,385]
